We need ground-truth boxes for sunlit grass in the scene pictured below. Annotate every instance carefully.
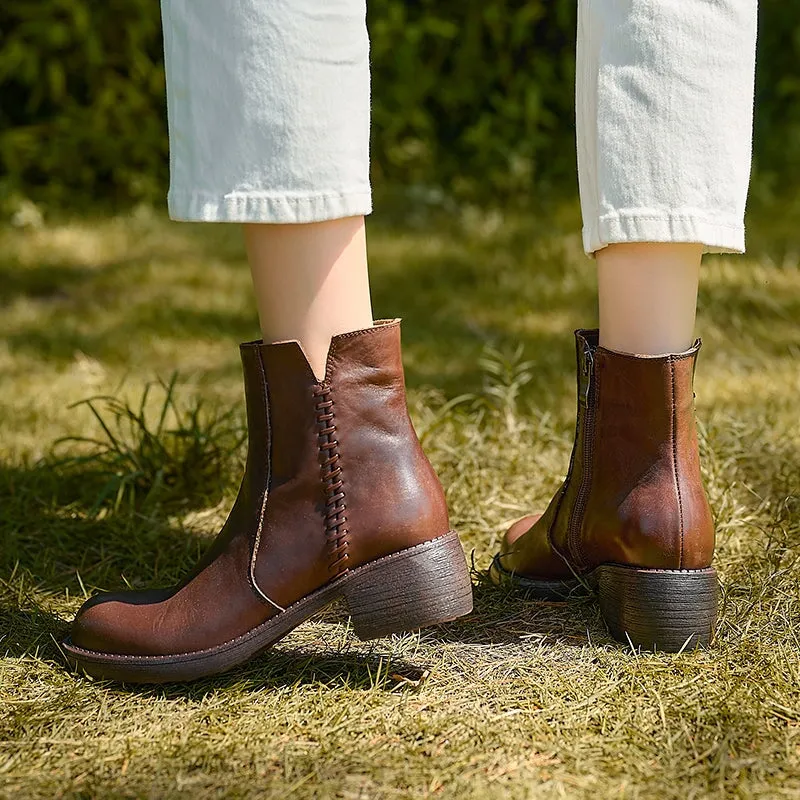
[1,206,799,798]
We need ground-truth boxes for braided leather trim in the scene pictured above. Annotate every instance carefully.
[313,383,350,576]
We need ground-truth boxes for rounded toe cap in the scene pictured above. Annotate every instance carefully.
[68,589,172,655]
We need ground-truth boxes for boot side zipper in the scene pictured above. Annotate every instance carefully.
[567,344,595,567]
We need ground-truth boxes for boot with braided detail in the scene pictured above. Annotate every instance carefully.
[65,320,473,682]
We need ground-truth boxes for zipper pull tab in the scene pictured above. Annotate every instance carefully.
[581,344,594,405]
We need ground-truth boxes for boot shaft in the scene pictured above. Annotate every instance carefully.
[238,320,451,607]
[551,330,714,571]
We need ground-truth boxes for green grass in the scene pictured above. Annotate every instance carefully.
[1,204,799,798]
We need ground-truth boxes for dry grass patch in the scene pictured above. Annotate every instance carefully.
[1,207,799,798]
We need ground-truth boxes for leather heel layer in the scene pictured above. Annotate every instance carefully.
[343,531,473,640]
[595,564,718,652]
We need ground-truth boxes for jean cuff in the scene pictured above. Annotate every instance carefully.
[167,189,373,223]
[584,210,745,255]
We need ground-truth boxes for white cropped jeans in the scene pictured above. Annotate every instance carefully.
[160,0,757,254]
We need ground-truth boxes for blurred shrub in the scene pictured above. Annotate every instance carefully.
[751,0,800,204]
[369,1,577,201]
[0,0,797,208]
[0,0,168,206]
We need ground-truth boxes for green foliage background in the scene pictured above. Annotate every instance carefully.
[1,0,798,207]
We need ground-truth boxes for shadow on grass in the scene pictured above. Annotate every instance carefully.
[0,253,157,309]
[434,580,609,649]
[0,462,211,598]
[0,607,67,664]
[128,646,434,697]
[0,606,434,695]
[0,225,258,366]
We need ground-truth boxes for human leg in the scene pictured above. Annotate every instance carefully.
[66,0,472,682]
[581,0,756,356]
[244,218,372,380]
[491,0,758,650]
[597,242,700,355]
[161,0,375,378]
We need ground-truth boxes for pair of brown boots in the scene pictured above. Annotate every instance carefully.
[64,321,717,683]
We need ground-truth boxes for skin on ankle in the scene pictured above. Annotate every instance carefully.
[596,242,702,356]
[244,217,374,380]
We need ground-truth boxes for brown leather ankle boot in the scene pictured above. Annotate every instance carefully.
[490,329,717,651]
[65,320,473,682]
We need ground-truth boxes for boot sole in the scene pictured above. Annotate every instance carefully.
[63,531,473,684]
[490,555,718,652]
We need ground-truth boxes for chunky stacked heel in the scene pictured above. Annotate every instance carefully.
[343,531,473,640]
[595,564,718,652]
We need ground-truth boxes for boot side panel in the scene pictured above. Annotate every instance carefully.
[549,330,597,562]
[328,323,451,567]
[673,355,715,568]
[252,342,330,607]
[580,350,696,570]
